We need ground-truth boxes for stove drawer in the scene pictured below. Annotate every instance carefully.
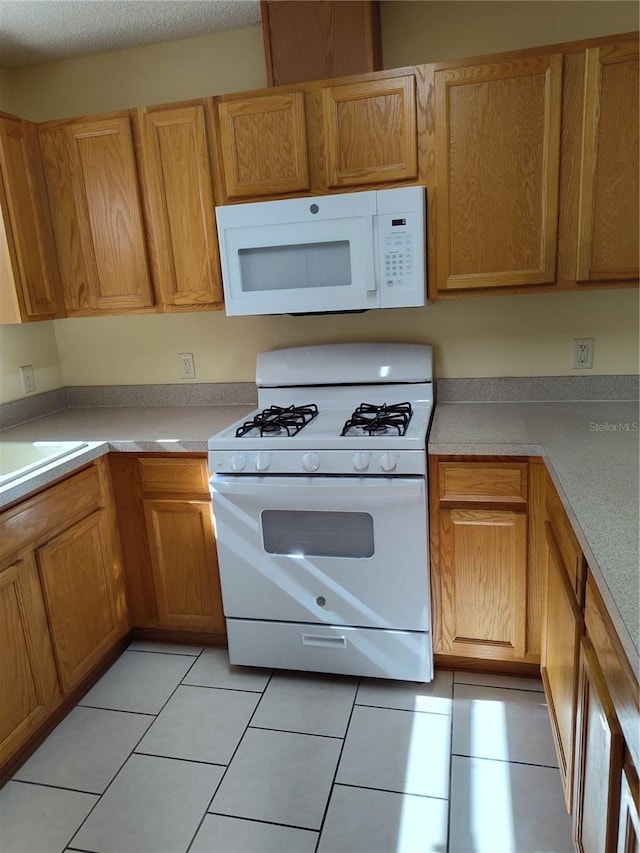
[226,619,433,682]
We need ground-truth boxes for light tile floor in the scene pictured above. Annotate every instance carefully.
[2,644,573,853]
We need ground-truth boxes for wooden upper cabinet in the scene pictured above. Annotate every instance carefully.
[433,54,562,294]
[39,114,155,315]
[261,0,381,87]
[575,41,639,284]
[216,92,309,199]
[321,75,417,188]
[0,116,62,323]
[135,103,223,311]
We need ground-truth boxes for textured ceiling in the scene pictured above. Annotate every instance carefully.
[0,0,262,69]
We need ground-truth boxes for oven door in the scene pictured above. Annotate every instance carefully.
[210,474,430,632]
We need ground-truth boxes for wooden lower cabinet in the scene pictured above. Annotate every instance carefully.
[0,554,60,766]
[37,509,127,691]
[438,507,527,660]
[0,457,129,778]
[110,454,225,640]
[142,498,224,632]
[573,636,624,852]
[617,762,640,853]
[429,457,534,665]
[541,518,584,810]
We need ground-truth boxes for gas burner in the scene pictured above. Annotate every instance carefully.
[341,402,413,436]
[236,404,319,438]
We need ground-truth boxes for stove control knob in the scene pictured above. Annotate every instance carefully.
[379,452,397,472]
[230,453,246,472]
[302,452,320,472]
[254,453,271,472]
[352,452,370,472]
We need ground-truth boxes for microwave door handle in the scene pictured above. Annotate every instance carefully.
[366,218,377,292]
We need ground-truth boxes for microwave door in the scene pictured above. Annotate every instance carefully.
[221,218,377,315]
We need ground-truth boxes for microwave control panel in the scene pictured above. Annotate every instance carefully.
[376,199,425,308]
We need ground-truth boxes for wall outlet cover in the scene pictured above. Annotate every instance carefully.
[573,338,594,370]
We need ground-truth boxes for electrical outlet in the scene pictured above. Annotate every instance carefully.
[19,364,36,394]
[573,338,594,369]
[178,352,196,380]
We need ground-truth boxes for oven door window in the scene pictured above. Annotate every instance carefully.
[261,510,374,558]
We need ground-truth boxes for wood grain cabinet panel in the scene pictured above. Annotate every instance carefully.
[261,0,381,87]
[217,93,309,198]
[617,762,640,853]
[322,75,417,188]
[0,555,59,766]
[39,115,155,315]
[143,499,225,632]
[136,103,223,311]
[438,462,527,506]
[37,509,127,691]
[433,54,562,293]
[572,637,624,853]
[576,41,639,283]
[0,116,62,323]
[438,507,527,660]
[541,519,584,811]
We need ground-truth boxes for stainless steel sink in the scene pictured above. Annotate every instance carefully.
[0,441,88,485]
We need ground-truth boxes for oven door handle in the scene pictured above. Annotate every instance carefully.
[210,476,424,501]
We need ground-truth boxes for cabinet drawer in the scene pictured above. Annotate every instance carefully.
[139,457,209,496]
[438,462,528,505]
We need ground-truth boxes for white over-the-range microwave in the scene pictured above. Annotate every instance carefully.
[215,186,427,316]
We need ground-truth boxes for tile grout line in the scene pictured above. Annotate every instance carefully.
[332,780,450,802]
[353,700,452,716]
[206,809,321,835]
[184,668,276,853]
[247,724,344,740]
[313,676,361,853]
[450,753,560,771]
[8,778,100,798]
[65,651,203,851]
[446,676,456,853]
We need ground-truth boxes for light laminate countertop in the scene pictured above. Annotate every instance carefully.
[1,399,638,672]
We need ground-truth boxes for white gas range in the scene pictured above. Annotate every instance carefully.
[208,343,435,682]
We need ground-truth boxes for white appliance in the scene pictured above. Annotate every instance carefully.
[208,343,434,682]
[215,186,426,316]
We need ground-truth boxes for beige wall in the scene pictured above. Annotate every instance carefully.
[0,66,15,113]
[53,289,639,385]
[10,25,266,122]
[1,6,638,402]
[0,322,64,403]
[381,1,639,68]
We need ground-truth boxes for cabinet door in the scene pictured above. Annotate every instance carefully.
[40,115,155,315]
[322,75,417,188]
[438,508,527,660]
[143,499,225,632]
[37,510,126,691]
[262,0,381,87]
[0,117,61,322]
[434,54,562,292]
[0,555,60,766]
[217,93,309,198]
[573,637,624,853]
[576,41,639,283]
[541,519,584,811]
[617,762,640,853]
[137,104,223,311]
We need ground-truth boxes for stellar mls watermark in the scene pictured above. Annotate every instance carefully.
[590,422,639,432]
